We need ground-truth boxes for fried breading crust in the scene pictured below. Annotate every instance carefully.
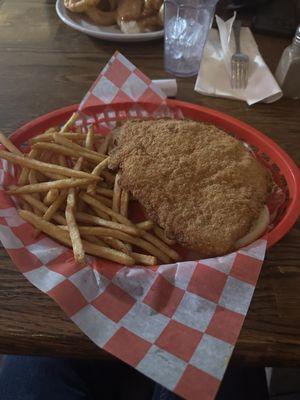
[109,119,270,257]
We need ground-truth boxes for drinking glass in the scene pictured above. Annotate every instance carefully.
[164,0,217,77]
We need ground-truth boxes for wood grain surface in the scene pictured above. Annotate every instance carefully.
[0,0,299,365]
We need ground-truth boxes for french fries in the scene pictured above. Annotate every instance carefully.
[20,199,32,212]
[112,172,122,214]
[58,154,67,167]
[0,150,99,180]
[91,157,110,176]
[75,212,139,235]
[65,158,85,264]
[41,171,66,180]
[153,224,176,246]
[87,157,110,194]
[44,189,59,205]
[95,187,113,198]
[28,169,39,184]
[30,132,90,144]
[59,225,171,264]
[81,193,133,226]
[66,190,84,264]
[131,253,157,266]
[33,142,103,164]
[7,178,92,195]
[102,170,116,186]
[1,118,180,267]
[85,126,94,150]
[118,189,130,249]
[46,154,63,202]
[89,204,111,220]
[97,135,110,154]
[53,133,105,159]
[18,148,39,185]
[139,230,180,262]
[120,190,129,217]
[0,132,22,155]
[42,189,68,223]
[19,210,135,265]
[102,237,130,254]
[84,235,108,247]
[60,112,79,133]
[94,195,112,208]
[16,192,67,225]
[136,221,154,231]
[28,170,42,215]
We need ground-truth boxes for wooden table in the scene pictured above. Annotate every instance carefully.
[0,0,299,366]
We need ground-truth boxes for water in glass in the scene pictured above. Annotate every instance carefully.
[164,0,217,77]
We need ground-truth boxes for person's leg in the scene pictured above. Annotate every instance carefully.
[0,356,90,400]
[152,384,180,400]
[152,366,269,400]
[88,360,154,400]
[216,366,269,400]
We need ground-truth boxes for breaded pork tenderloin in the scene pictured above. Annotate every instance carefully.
[109,119,270,257]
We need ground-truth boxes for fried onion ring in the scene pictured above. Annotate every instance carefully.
[117,0,143,23]
[64,0,100,13]
[158,3,163,25]
[144,0,163,12]
[85,6,117,25]
[119,13,161,33]
[108,0,118,10]
[98,0,117,11]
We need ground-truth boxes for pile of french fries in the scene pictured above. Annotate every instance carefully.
[0,113,180,266]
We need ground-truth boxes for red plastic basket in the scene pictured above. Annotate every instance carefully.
[8,100,300,249]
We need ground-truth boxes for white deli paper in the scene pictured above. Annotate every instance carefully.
[195,14,283,105]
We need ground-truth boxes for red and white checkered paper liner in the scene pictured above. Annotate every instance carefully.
[0,52,267,400]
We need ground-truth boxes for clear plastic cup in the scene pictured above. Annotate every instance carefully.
[164,0,217,77]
